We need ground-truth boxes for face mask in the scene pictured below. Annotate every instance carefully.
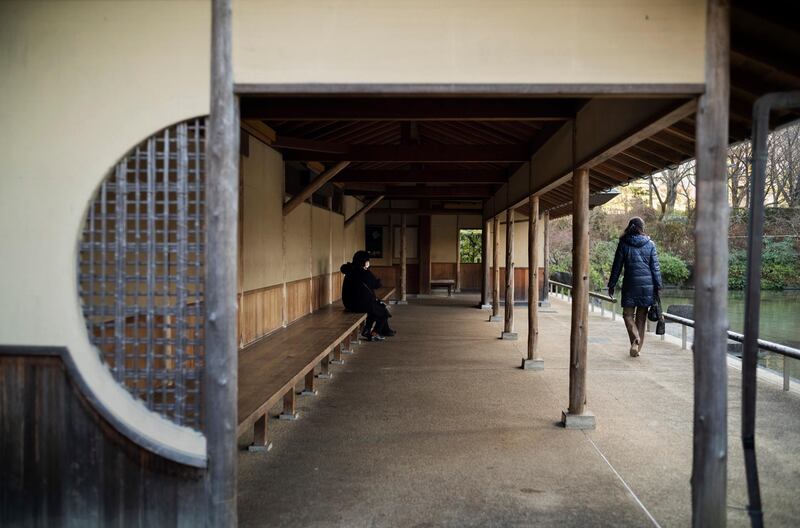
[364,262,370,269]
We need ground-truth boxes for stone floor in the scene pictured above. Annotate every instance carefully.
[238,294,800,527]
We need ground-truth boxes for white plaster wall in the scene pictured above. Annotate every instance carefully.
[234,0,705,85]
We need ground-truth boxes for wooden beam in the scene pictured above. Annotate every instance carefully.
[334,169,507,184]
[692,1,730,525]
[400,214,407,303]
[523,195,542,369]
[492,216,500,320]
[283,161,350,216]
[563,168,592,427]
[344,195,384,228]
[502,208,516,339]
[271,136,349,154]
[283,144,530,163]
[241,119,276,145]
[368,207,481,216]
[484,97,698,218]
[419,215,432,294]
[541,212,550,305]
[344,185,495,199]
[206,0,237,524]
[240,97,577,121]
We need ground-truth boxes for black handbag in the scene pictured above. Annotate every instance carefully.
[649,293,666,335]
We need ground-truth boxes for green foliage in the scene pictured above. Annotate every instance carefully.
[459,230,482,263]
[589,240,618,290]
[728,240,799,290]
[658,252,690,285]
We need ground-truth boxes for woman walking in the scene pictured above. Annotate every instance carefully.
[607,217,663,357]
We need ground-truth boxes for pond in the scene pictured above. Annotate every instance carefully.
[659,289,800,380]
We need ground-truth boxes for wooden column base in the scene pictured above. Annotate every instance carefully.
[501,332,518,340]
[300,369,318,396]
[279,389,299,420]
[521,358,544,370]
[331,343,345,365]
[561,409,596,430]
[488,315,503,322]
[317,354,333,379]
[248,414,273,452]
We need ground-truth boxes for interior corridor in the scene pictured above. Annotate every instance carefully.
[238,295,800,527]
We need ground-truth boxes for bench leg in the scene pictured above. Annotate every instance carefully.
[342,335,354,355]
[300,368,318,396]
[248,414,273,452]
[352,329,361,346]
[279,389,299,420]
[448,285,452,296]
[317,354,333,379]
[331,344,345,365]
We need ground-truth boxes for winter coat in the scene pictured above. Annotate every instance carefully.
[607,234,663,308]
[340,262,382,313]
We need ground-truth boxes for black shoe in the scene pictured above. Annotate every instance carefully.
[381,329,396,337]
[370,333,386,341]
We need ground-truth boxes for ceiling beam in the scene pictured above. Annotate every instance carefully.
[345,185,496,199]
[282,161,350,216]
[334,169,507,184]
[241,97,578,121]
[368,208,482,216]
[282,144,530,163]
[344,195,384,227]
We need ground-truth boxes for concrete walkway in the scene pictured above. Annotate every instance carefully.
[238,295,800,527]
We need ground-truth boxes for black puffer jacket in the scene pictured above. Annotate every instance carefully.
[607,234,663,308]
[341,263,382,313]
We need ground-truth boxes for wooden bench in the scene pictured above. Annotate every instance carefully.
[238,287,395,452]
[430,279,455,296]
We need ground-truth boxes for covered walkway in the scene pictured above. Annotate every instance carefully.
[238,296,800,527]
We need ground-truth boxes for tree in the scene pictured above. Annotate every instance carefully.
[650,160,694,219]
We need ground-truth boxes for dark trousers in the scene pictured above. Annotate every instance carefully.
[364,301,391,335]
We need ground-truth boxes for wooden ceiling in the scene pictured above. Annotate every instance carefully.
[242,1,800,215]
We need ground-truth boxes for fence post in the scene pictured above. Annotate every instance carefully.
[784,358,791,392]
[682,325,688,350]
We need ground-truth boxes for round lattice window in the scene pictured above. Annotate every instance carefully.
[78,118,206,429]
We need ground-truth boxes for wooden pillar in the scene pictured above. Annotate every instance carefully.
[490,216,501,321]
[279,389,298,420]
[205,0,238,523]
[501,209,517,339]
[562,168,594,429]
[523,196,543,369]
[248,415,272,452]
[480,220,491,308]
[692,0,730,525]
[419,215,432,294]
[301,368,318,396]
[399,214,408,303]
[540,212,551,306]
[455,217,461,293]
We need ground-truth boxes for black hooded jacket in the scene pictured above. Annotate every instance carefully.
[340,262,382,313]
[607,234,663,308]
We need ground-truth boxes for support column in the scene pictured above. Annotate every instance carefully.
[562,168,594,429]
[279,389,299,420]
[480,220,491,309]
[502,209,517,340]
[523,196,543,370]
[399,214,408,304]
[455,217,462,293]
[692,0,730,525]
[247,415,272,453]
[540,211,552,308]
[419,215,432,294]
[490,216,501,322]
[205,0,238,524]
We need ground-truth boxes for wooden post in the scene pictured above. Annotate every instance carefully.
[399,214,408,303]
[317,354,332,379]
[205,0,238,523]
[344,195,384,228]
[301,368,318,396]
[248,415,272,452]
[692,0,730,525]
[490,216,501,321]
[279,389,298,420]
[282,161,349,216]
[480,220,491,308]
[502,209,517,339]
[562,168,594,429]
[523,196,543,369]
[419,215,432,294]
[540,212,551,307]
[455,217,461,293]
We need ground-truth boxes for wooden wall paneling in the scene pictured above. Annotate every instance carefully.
[0,352,207,527]
[431,263,457,281]
[239,285,283,347]
[493,267,530,302]
[460,263,482,290]
[286,278,311,323]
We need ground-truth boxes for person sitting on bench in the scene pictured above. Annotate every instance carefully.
[341,250,395,341]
